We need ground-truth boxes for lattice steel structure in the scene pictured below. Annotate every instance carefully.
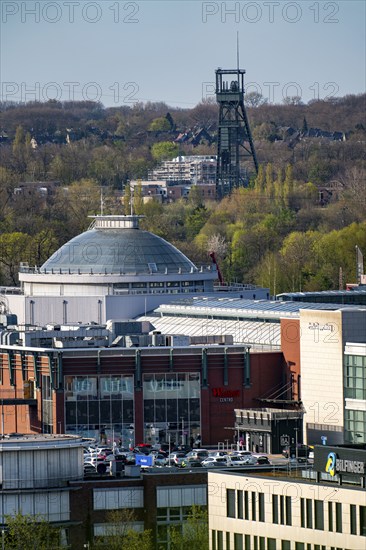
[215,68,258,198]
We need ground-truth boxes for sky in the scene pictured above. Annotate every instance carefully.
[1,0,365,108]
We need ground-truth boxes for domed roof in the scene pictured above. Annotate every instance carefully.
[40,216,198,275]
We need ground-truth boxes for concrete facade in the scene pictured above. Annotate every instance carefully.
[208,468,366,550]
[300,309,366,445]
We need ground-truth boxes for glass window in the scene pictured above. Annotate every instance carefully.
[314,500,324,530]
[227,489,236,518]
[300,499,305,528]
[234,533,243,550]
[218,531,223,550]
[64,375,134,443]
[280,495,284,525]
[157,508,167,520]
[336,502,342,533]
[350,504,357,535]
[259,493,265,522]
[237,490,243,519]
[212,530,216,550]
[272,495,278,524]
[360,506,366,536]
[252,492,256,521]
[328,502,333,531]
[306,499,313,529]
[285,496,292,526]
[244,491,249,520]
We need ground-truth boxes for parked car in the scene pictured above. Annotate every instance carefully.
[167,452,187,467]
[152,453,168,466]
[231,450,253,457]
[201,456,228,468]
[227,455,247,466]
[185,450,209,463]
[231,451,257,464]
[209,451,229,458]
[255,455,271,465]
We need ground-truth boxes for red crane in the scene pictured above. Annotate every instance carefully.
[209,251,224,285]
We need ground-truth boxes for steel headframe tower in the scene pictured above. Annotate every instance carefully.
[215,68,258,198]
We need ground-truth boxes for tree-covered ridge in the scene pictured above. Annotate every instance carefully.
[0,96,365,291]
[0,94,364,187]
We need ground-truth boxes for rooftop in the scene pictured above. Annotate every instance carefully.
[153,297,365,320]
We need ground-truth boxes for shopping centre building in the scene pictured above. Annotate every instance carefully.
[0,336,284,447]
[1,213,365,450]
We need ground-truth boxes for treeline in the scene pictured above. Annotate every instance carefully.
[0,96,365,291]
[0,94,365,188]
[140,167,366,294]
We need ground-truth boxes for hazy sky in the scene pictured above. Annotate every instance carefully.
[1,0,365,107]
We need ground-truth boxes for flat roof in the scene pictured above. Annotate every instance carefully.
[277,289,366,298]
[154,297,364,320]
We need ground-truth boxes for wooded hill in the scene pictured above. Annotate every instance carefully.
[0,94,365,292]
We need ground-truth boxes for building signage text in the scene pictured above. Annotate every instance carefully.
[326,451,365,477]
[212,388,240,403]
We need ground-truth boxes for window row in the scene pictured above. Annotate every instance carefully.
[64,375,134,400]
[226,489,291,526]
[211,532,330,550]
[226,490,366,537]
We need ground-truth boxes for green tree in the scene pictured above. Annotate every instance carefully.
[4,513,60,549]
[280,231,317,291]
[12,125,28,174]
[151,141,179,162]
[148,117,170,133]
[92,510,153,550]
[254,165,265,194]
[133,180,144,215]
[29,229,59,268]
[244,91,267,108]
[283,164,294,205]
[265,163,274,198]
[186,205,209,241]
[124,183,132,215]
[169,505,209,550]
[0,232,32,285]
[66,179,101,232]
[274,167,284,205]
